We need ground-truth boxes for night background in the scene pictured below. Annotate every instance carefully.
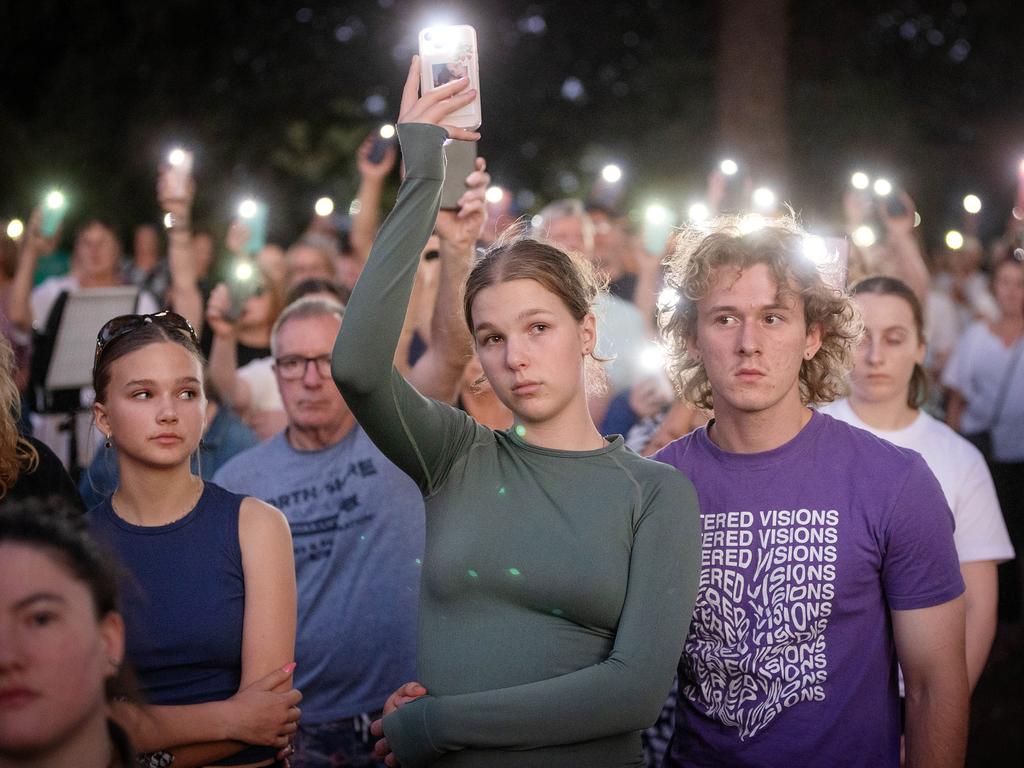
[4,0,1024,251]
[3,0,1022,761]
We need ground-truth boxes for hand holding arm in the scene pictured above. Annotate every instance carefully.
[158,165,203,330]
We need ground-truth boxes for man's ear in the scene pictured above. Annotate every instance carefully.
[804,322,824,360]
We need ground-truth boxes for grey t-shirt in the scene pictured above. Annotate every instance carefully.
[213,426,425,722]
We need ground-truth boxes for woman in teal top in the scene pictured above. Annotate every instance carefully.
[332,59,701,768]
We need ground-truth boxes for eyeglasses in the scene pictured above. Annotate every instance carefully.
[274,354,333,381]
[95,311,199,363]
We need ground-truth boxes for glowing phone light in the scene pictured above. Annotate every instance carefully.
[688,202,710,223]
[379,124,396,139]
[601,164,623,184]
[238,199,259,219]
[720,159,739,176]
[6,219,24,239]
[850,171,870,190]
[315,197,335,217]
[45,190,66,210]
[945,230,964,250]
[168,148,187,167]
[852,225,877,248]
[485,186,505,204]
[234,261,255,281]
[962,194,981,214]
[752,187,776,210]
[873,178,893,196]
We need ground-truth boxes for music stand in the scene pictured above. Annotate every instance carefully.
[44,286,140,475]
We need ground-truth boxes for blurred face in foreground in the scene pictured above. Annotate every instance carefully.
[690,263,821,420]
[470,278,595,429]
[0,543,123,763]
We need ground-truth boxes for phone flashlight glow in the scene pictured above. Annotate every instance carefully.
[45,190,66,210]
[238,199,259,219]
[168,148,187,166]
[234,261,255,281]
[379,124,396,139]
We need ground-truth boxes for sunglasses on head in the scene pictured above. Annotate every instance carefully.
[95,311,199,364]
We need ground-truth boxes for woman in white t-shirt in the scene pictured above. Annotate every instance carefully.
[821,275,1014,690]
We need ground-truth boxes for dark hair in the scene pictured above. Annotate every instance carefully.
[93,321,205,403]
[285,277,349,307]
[0,497,119,619]
[661,215,861,409]
[849,275,928,408]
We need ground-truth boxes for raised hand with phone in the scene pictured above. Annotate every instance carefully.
[157,149,204,333]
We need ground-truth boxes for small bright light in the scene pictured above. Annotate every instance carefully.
[423,25,459,52]
[601,164,623,183]
[873,178,893,196]
[639,344,666,372]
[658,288,680,308]
[349,199,361,216]
[720,159,739,176]
[850,171,870,190]
[802,235,829,265]
[234,261,254,281]
[238,199,258,219]
[852,225,877,248]
[530,214,544,229]
[6,219,24,239]
[688,202,709,223]
[644,203,669,225]
[315,197,335,217]
[45,190,65,210]
[739,214,765,234]
[945,230,964,250]
[379,123,396,139]
[485,186,505,204]
[162,212,174,229]
[752,187,776,210]
[963,194,982,214]
[168,148,186,167]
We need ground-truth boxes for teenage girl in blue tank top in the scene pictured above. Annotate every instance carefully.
[86,312,301,767]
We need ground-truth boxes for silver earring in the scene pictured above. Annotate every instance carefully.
[105,434,113,449]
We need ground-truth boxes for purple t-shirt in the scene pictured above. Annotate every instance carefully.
[655,410,963,768]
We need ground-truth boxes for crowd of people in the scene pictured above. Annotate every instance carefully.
[1,55,1021,768]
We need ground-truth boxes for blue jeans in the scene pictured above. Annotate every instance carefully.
[291,712,382,768]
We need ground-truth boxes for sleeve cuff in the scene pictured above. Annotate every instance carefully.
[397,123,448,181]
[381,696,444,768]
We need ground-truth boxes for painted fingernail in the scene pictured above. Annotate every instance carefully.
[283,662,297,673]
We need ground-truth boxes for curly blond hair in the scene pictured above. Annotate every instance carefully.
[659,216,861,411]
[1,335,38,500]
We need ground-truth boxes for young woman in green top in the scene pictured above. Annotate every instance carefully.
[332,59,701,768]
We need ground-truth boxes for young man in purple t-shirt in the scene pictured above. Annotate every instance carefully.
[654,220,967,767]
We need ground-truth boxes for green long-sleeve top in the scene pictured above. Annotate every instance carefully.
[332,123,702,767]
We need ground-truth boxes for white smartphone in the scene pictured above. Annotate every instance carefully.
[418,25,482,130]
[166,148,194,198]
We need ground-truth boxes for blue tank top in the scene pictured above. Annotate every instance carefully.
[89,482,275,765]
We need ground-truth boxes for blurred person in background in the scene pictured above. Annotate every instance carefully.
[124,223,168,302]
[822,275,1014,689]
[536,198,650,423]
[0,227,31,398]
[0,335,82,510]
[944,250,1024,622]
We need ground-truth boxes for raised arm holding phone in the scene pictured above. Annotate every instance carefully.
[332,55,700,768]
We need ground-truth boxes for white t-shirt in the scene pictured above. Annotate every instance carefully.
[594,292,650,393]
[941,321,1024,462]
[821,398,1014,564]
[236,356,284,412]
